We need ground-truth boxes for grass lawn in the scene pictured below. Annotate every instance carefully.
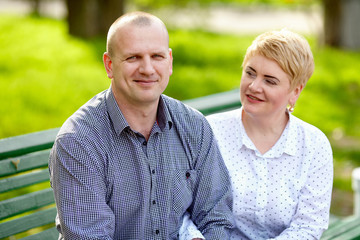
[1,14,360,216]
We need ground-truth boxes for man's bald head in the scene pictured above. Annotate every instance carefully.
[106,11,169,57]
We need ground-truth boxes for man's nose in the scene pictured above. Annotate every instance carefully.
[139,56,155,75]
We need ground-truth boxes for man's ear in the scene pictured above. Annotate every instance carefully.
[103,52,113,79]
[168,48,173,76]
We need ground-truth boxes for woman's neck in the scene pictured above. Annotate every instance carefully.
[242,109,289,154]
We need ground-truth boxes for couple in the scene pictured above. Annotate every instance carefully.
[49,11,333,239]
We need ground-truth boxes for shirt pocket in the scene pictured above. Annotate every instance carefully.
[172,169,198,215]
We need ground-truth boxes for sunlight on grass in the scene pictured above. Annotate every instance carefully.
[0,15,109,137]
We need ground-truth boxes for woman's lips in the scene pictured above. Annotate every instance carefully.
[247,94,264,102]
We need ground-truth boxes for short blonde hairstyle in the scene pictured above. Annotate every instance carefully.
[242,29,314,90]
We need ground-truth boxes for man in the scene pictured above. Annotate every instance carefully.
[49,11,233,239]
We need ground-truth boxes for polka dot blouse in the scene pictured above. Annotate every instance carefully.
[179,107,333,240]
[205,108,333,240]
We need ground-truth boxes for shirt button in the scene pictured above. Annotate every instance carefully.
[143,141,147,146]
[155,229,160,234]
[152,200,156,205]
[152,169,155,174]
[186,172,190,178]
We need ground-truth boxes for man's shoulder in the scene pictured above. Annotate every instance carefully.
[161,95,211,137]
[161,94,204,119]
[57,90,109,140]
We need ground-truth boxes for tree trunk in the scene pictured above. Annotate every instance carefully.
[322,0,341,47]
[66,0,125,38]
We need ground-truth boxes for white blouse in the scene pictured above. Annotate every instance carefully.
[181,108,333,240]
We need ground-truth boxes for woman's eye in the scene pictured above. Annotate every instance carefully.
[246,71,256,78]
[265,79,277,85]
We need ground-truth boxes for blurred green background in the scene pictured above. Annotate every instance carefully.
[0,0,359,218]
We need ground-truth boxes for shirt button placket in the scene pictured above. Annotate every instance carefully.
[256,157,267,223]
[148,135,162,239]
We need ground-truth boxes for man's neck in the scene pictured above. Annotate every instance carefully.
[117,99,159,141]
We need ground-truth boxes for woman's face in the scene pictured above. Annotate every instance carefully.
[240,54,301,119]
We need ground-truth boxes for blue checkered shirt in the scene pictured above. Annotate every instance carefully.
[49,87,233,239]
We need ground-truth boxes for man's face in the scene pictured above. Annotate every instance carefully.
[104,22,173,108]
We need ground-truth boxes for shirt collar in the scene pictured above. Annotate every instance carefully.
[105,87,172,135]
[263,112,298,158]
[238,108,253,150]
[282,112,298,156]
[157,95,173,131]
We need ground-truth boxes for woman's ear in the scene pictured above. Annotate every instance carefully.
[289,84,304,106]
[103,52,113,79]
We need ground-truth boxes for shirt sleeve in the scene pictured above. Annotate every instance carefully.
[179,212,205,240]
[190,118,234,239]
[49,134,115,239]
[270,132,333,240]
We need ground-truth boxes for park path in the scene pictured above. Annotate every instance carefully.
[0,0,323,35]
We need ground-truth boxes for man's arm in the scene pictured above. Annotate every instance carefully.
[190,118,234,239]
[49,135,115,239]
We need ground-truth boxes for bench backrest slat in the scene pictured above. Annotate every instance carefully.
[0,149,51,177]
[321,217,360,240]
[21,227,59,240]
[183,88,241,115]
[0,207,57,239]
[0,128,59,160]
[338,225,360,240]
[0,188,55,220]
[0,169,50,193]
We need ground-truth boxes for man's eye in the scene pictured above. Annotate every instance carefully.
[126,56,138,61]
[153,54,164,59]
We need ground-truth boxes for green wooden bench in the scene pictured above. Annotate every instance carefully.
[321,216,360,240]
[0,128,60,240]
[1,88,359,239]
[0,89,241,239]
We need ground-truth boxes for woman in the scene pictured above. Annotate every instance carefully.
[180,29,333,239]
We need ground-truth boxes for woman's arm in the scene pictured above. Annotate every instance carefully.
[271,133,333,240]
[179,212,205,240]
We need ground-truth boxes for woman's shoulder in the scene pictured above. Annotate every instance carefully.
[206,108,242,126]
[290,114,331,147]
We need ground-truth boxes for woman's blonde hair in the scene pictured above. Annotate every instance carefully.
[242,29,314,90]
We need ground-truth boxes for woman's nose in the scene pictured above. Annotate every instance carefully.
[249,78,262,92]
